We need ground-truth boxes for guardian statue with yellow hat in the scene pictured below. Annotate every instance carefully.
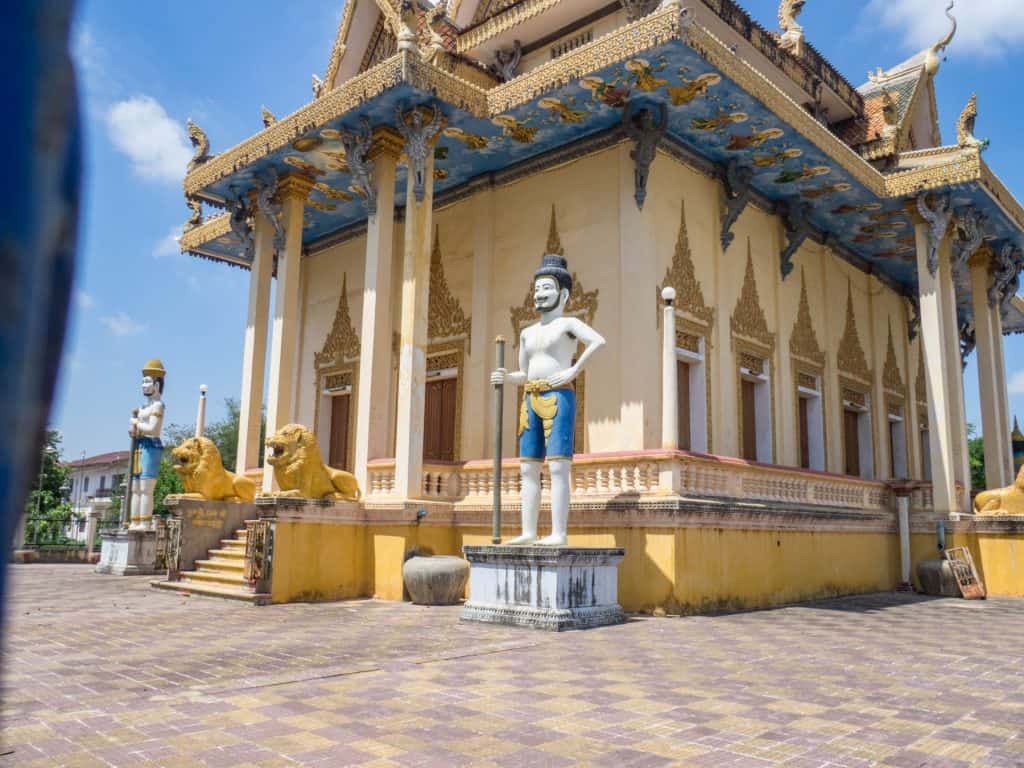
[128,358,167,529]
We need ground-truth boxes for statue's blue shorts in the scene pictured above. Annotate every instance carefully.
[518,384,575,461]
[132,437,163,480]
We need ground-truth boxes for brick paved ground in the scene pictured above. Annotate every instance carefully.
[1,565,1022,768]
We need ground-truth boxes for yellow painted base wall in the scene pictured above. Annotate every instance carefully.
[910,531,1024,597]
[271,522,903,612]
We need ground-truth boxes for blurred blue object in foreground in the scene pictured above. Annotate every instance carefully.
[0,1,82,640]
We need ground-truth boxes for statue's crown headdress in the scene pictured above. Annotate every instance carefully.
[534,253,573,293]
[142,358,166,378]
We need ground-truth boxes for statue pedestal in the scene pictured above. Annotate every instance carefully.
[461,546,626,631]
[95,528,157,576]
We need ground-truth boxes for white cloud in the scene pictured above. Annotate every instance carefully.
[152,228,182,259]
[1009,370,1024,396]
[105,96,192,183]
[75,290,95,310]
[865,0,1024,58]
[100,311,146,337]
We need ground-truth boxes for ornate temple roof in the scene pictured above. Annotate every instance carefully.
[180,0,1024,337]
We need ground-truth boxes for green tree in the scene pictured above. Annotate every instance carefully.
[164,397,264,471]
[153,456,184,516]
[25,430,71,517]
[24,431,74,545]
[967,423,986,492]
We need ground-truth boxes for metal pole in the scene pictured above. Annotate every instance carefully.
[122,409,138,529]
[492,336,505,544]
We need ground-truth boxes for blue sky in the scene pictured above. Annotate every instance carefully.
[54,0,1024,461]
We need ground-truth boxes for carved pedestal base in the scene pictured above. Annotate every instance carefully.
[461,546,626,631]
[95,529,157,576]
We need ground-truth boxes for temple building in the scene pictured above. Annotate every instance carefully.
[178,0,1024,609]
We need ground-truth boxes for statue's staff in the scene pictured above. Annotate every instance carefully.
[492,336,505,544]
[123,408,138,529]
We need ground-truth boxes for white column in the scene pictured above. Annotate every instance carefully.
[262,174,313,493]
[617,143,659,450]
[914,220,958,516]
[971,249,1013,488]
[661,287,678,449]
[465,188,495,459]
[353,131,401,493]
[393,146,436,499]
[236,214,273,474]
[85,510,100,555]
[937,238,970,500]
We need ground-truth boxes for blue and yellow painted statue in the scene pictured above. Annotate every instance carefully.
[491,253,605,546]
[128,359,166,530]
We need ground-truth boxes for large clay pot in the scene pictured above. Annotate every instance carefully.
[402,555,470,605]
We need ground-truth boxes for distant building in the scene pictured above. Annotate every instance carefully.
[66,451,129,521]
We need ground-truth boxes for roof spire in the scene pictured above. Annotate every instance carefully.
[924,1,956,76]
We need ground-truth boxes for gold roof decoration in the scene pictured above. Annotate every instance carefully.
[788,267,824,366]
[315,273,361,368]
[1012,416,1024,442]
[730,239,774,351]
[427,227,472,341]
[661,199,713,326]
[882,319,904,393]
[837,280,871,384]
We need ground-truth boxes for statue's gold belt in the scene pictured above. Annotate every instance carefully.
[519,380,572,438]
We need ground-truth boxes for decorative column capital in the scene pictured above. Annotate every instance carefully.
[396,103,447,203]
[913,193,953,276]
[276,172,315,202]
[368,126,405,161]
[968,242,994,270]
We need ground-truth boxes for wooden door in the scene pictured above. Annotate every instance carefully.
[798,397,810,469]
[329,394,351,470]
[741,379,757,461]
[424,378,457,461]
[677,360,691,451]
[844,409,860,477]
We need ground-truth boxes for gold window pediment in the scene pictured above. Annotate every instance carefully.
[660,199,713,328]
[428,228,472,343]
[730,239,775,353]
[882,320,905,394]
[315,273,361,370]
[836,280,871,386]
[788,267,824,369]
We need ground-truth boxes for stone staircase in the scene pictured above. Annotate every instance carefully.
[152,525,270,604]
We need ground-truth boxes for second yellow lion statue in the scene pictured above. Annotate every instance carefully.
[171,436,256,503]
[263,423,361,501]
[973,464,1024,515]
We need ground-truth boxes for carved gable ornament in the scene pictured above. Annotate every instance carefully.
[882,320,904,394]
[788,267,824,367]
[730,239,774,351]
[428,228,471,341]
[510,205,599,341]
[837,281,871,384]
[660,199,713,326]
[315,273,361,369]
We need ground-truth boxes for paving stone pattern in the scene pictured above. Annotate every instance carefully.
[2,565,1023,767]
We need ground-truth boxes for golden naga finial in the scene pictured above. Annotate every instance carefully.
[778,0,806,55]
[261,106,277,128]
[186,119,211,172]
[957,93,988,150]
[924,1,956,76]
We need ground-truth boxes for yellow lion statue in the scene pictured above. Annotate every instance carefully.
[171,436,256,503]
[263,423,361,501]
[973,465,1024,515]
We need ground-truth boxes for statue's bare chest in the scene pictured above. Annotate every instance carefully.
[523,320,576,359]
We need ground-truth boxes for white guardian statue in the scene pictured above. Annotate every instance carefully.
[490,254,605,545]
[128,359,166,530]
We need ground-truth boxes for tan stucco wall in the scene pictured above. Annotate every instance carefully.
[292,146,925,481]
